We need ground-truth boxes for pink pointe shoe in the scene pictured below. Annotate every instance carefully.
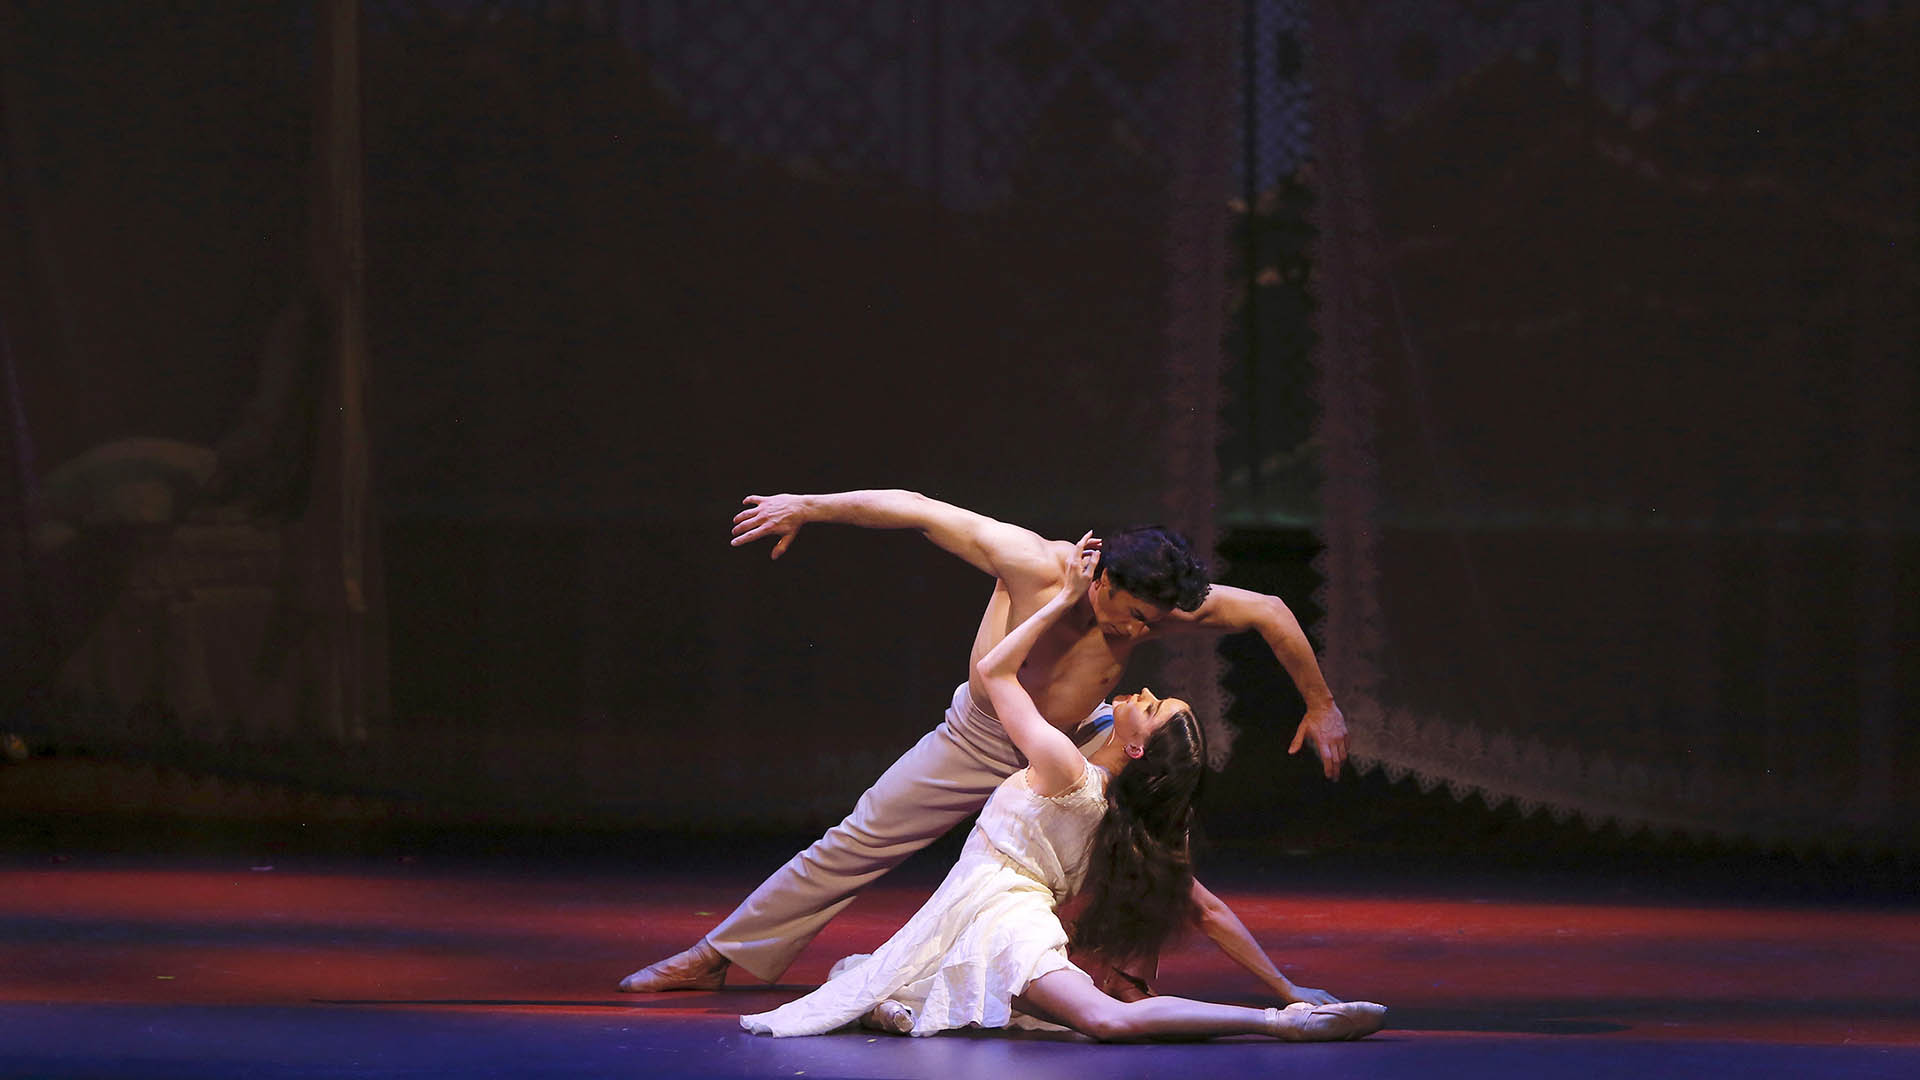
[859,1000,915,1035]
[1265,1001,1388,1041]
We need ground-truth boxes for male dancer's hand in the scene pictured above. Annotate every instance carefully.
[1288,700,1349,781]
[732,494,808,559]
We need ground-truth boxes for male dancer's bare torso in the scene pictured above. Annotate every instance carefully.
[966,540,1133,730]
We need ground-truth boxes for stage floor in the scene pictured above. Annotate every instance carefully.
[2,851,1915,1078]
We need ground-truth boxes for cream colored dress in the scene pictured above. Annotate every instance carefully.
[740,761,1110,1037]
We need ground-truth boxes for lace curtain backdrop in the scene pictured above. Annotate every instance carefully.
[1305,0,1915,849]
[18,0,1906,846]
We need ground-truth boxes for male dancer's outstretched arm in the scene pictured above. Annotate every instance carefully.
[1163,583,1349,780]
[734,489,1350,778]
[731,489,1060,585]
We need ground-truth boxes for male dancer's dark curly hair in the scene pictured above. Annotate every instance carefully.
[1096,527,1210,612]
[1069,708,1208,968]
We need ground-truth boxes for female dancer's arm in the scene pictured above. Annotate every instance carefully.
[974,533,1100,796]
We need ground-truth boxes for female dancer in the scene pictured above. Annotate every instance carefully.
[741,535,1386,1042]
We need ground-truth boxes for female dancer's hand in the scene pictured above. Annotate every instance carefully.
[1059,531,1101,601]
[1280,981,1341,1006]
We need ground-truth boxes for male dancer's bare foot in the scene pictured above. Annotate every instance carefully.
[1263,1001,1388,1041]
[618,939,729,992]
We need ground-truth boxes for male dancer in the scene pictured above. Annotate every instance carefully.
[622,489,1349,1002]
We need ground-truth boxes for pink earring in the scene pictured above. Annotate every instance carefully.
[1124,743,1144,760]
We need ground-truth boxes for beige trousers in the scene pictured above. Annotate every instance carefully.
[706,682,1109,982]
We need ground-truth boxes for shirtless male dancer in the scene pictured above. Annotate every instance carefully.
[621,489,1350,1003]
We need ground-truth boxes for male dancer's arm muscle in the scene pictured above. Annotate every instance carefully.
[1163,584,1349,780]
[731,490,1058,587]
[1190,881,1338,1005]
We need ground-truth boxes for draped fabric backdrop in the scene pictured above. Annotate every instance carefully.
[1306,0,1916,849]
[1,1,1235,830]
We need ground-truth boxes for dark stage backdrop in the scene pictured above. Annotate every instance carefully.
[4,1,1912,853]
[1304,0,1916,849]
[1,1,1237,831]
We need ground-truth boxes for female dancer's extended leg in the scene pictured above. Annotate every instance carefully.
[1013,968,1385,1043]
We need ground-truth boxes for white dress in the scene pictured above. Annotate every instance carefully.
[740,761,1111,1037]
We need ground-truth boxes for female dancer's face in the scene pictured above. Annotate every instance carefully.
[1111,687,1188,749]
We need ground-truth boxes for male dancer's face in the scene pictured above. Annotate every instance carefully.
[1088,574,1171,640]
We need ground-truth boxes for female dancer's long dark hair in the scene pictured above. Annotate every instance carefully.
[1069,709,1207,968]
